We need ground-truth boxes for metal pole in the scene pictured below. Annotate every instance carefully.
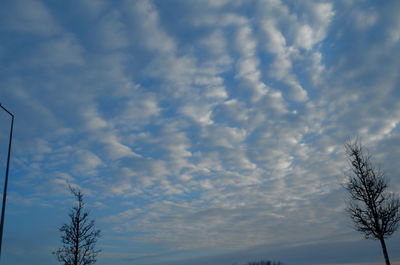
[0,104,14,258]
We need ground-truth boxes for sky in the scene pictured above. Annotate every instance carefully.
[0,0,400,264]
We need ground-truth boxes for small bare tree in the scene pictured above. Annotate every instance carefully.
[54,186,101,265]
[344,140,400,265]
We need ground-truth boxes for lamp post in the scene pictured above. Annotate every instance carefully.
[0,104,14,258]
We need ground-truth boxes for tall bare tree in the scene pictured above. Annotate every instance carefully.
[344,140,400,265]
[54,186,101,265]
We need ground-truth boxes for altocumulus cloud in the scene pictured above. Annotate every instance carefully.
[1,0,400,265]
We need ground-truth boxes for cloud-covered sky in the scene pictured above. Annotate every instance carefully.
[1,0,400,264]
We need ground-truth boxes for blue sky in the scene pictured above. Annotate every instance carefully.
[1,0,400,264]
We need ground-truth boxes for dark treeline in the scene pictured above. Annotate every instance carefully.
[234,260,284,265]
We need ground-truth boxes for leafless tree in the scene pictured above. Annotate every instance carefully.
[54,186,101,265]
[344,140,400,265]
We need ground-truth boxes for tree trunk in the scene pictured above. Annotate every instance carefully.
[379,237,391,265]
[74,215,80,265]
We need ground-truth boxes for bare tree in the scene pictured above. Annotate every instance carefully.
[54,186,101,265]
[344,140,400,265]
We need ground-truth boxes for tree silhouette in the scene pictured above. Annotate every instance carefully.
[233,260,283,265]
[344,140,400,265]
[54,186,101,265]
[244,261,283,265]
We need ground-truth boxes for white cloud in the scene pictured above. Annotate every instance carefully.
[235,25,268,102]
[383,1,400,46]
[202,125,247,149]
[82,105,108,131]
[294,2,334,50]
[261,19,309,102]
[28,33,85,68]
[352,9,379,30]
[73,150,102,175]
[0,0,60,36]
[126,0,176,54]
[3,1,400,264]
[96,10,130,49]
[181,104,214,125]
[192,13,247,27]
[102,134,142,160]
[112,92,161,130]
[295,24,315,50]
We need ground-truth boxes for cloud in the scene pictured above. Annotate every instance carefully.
[82,105,108,131]
[37,34,85,67]
[234,25,269,102]
[0,0,60,36]
[2,1,400,265]
[294,2,334,50]
[95,10,130,50]
[77,0,109,18]
[73,149,102,175]
[126,0,176,54]
[260,14,308,102]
